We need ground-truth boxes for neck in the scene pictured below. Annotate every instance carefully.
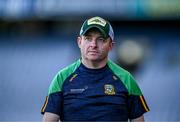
[81,57,108,69]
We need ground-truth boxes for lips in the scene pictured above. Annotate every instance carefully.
[88,51,99,56]
[88,51,98,54]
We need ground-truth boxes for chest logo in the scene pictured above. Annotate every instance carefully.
[104,84,115,95]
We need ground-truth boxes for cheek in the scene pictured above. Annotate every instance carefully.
[101,45,111,52]
[80,44,88,53]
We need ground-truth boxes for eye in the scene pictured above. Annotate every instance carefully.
[97,37,106,42]
[84,36,92,42]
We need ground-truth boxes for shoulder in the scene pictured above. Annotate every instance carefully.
[57,59,81,77]
[107,60,130,78]
[107,60,142,96]
[48,59,81,95]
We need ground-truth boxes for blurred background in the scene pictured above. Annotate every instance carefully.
[0,0,180,121]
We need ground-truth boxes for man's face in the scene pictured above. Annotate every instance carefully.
[77,28,113,62]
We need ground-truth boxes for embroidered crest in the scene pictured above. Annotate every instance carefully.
[104,84,115,95]
[87,17,106,27]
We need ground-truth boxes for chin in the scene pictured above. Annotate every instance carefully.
[87,56,100,61]
[88,58,99,61]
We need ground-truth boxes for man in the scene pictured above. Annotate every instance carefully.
[41,16,149,122]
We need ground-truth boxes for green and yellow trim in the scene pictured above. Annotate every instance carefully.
[140,95,149,112]
[41,96,49,113]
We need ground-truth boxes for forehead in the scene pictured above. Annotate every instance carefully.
[84,28,104,37]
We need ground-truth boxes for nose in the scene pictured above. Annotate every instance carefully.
[90,39,97,47]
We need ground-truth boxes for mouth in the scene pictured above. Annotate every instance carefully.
[88,51,99,55]
[88,50,98,53]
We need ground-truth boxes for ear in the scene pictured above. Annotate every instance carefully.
[77,36,82,48]
[109,40,115,51]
